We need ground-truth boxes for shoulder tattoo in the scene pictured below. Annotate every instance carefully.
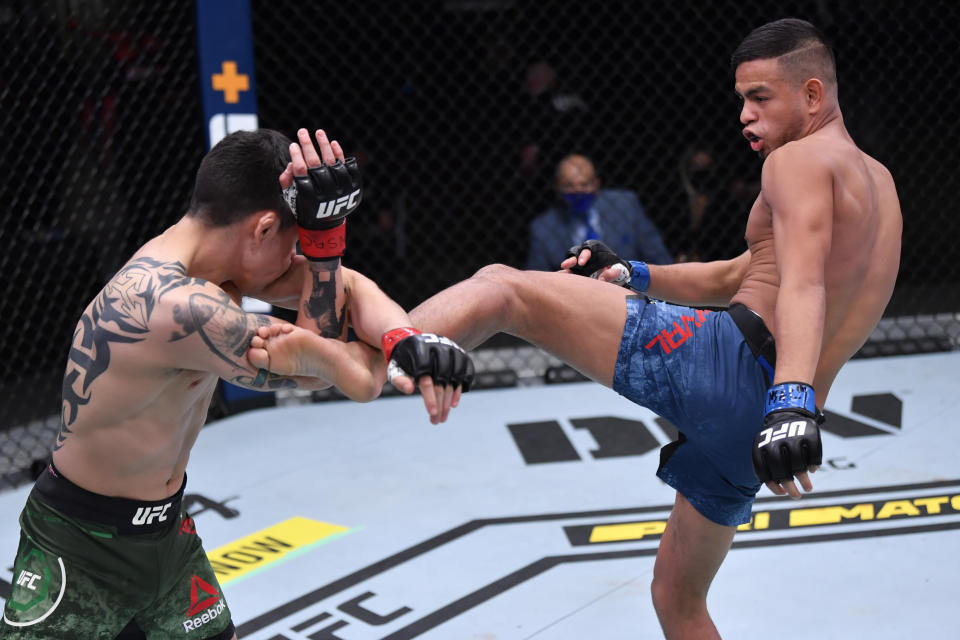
[57,258,203,448]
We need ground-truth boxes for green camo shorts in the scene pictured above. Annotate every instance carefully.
[2,465,234,639]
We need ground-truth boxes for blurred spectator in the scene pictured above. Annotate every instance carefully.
[514,60,593,205]
[526,154,673,271]
[674,147,753,262]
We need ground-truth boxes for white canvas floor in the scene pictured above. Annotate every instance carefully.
[2,350,958,639]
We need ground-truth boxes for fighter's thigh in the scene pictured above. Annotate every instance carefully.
[137,521,234,639]
[653,493,736,598]
[2,532,138,638]
[487,267,633,386]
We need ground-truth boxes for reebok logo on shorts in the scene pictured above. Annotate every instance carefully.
[180,516,197,536]
[185,575,220,617]
[183,574,226,632]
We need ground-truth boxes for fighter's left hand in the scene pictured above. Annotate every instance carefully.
[559,239,632,284]
[279,128,345,189]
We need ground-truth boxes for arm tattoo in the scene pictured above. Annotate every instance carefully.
[231,371,298,389]
[170,289,301,390]
[57,258,202,449]
[170,289,264,367]
[303,262,347,338]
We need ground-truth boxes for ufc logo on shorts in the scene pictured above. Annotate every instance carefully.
[756,421,807,448]
[16,570,42,591]
[132,502,172,526]
[314,189,361,219]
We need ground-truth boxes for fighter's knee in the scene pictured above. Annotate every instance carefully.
[472,263,520,284]
[469,263,525,310]
[650,577,670,615]
[650,575,668,614]
[650,574,706,622]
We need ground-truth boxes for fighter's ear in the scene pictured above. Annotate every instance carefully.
[804,77,826,113]
[252,209,280,243]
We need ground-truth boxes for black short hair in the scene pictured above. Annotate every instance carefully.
[187,129,294,228]
[731,18,837,88]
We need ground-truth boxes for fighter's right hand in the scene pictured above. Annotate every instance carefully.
[752,382,822,498]
[381,328,476,392]
[381,327,475,424]
[283,128,363,261]
[560,239,650,292]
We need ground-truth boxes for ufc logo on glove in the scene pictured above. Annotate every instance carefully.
[756,420,808,448]
[314,188,361,220]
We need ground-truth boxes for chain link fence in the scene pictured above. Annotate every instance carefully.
[2,0,958,486]
[0,0,204,484]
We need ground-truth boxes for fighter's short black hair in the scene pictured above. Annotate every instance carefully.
[187,129,294,228]
[731,18,837,88]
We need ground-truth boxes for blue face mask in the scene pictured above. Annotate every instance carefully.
[562,192,595,215]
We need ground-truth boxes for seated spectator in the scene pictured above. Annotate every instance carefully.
[526,154,672,270]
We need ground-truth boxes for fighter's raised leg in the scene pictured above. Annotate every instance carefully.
[408,264,634,387]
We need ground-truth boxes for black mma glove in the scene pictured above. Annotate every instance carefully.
[284,157,363,260]
[381,327,475,391]
[565,239,650,292]
[752,382,823,484]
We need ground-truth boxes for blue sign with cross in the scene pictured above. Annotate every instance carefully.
[195,0,259,149]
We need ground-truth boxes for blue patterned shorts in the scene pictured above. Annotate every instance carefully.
[613,296,768,526]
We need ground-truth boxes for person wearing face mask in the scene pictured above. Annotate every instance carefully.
[525,154,673,271]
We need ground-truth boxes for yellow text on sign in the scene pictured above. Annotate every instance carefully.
[789,495,960,527]
[589,520,667,543]
[207,517,349,585]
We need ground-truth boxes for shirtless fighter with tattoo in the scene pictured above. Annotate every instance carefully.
[2,127,473,639]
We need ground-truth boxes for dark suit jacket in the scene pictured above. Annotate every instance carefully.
[526,188,673,270]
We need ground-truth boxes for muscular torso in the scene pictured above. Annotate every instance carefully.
[53,240,240,501]
[731,130,902,402]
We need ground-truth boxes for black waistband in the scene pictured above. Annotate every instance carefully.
[727,303,777,381]
[31,463,185,535]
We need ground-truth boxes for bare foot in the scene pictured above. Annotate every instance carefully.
[247,325,316,376]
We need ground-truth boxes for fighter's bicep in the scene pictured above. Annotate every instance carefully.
[156,285,296,389]
[763,148,834,278]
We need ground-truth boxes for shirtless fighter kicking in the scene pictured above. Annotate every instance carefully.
[248,18,901,638]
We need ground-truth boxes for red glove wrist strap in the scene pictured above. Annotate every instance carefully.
[381,327,422,362]
[299,220,346,260]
